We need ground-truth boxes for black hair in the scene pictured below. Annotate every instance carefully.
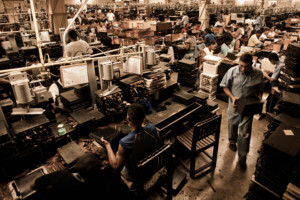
[68,29,78,40]
[208,39,217,46]
[197,21,201,24]
[127,103,145,127]
[256,30,262,34]
[237,22,243,27]
[205,28,212,34]
[73,153,103,182]
[29,55,38,62]
[240,53,253,64]
[187,30,193,36]
[268,52,279,61]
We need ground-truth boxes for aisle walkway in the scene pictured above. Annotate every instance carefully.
[150,99,269,200]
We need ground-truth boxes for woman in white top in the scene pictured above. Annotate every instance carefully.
[231,23,244,40]
[267,27,276,39]
[201,40,218,62]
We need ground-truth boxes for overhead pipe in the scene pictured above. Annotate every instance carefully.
[63,0,88,51]
[29,0,44,65]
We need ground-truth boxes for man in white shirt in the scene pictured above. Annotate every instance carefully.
[214,18,225,27]
[248,30,262,47]
[106,10,115,23]
[181,13,189,27]
[64,30,93,57]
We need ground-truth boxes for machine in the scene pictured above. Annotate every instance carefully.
[9,72,51,115]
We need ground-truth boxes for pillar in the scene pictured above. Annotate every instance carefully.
[48,0,68,35]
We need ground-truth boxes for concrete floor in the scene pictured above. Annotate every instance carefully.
[149,99,269,200]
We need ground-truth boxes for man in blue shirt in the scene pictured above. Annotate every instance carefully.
[263,53,284,87]
[101,103,158,181]
[220,53,264,169]
[204,28,214,46]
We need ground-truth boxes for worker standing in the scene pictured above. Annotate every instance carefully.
[106,10,115,24]
[220,53,264,169]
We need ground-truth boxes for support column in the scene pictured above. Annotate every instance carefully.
[48,0,68,35]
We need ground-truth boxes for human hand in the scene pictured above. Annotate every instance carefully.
[100,137,109,147]
[263,71,269,78]
[231,96,239,109]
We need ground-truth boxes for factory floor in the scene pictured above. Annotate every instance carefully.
[149,99,269,200]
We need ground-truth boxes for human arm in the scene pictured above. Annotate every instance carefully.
[101,138,126,172]
[0,78,9,85]
[223,87,239,109]
[235,39,240,50]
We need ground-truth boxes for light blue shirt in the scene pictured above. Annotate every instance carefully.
[271,61,284,87]
[220,66,264,126]
[255,16,262,31]
[221,43,233,56]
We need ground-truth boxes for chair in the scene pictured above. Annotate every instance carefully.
[122,144,174,200]
[176,114,222,178]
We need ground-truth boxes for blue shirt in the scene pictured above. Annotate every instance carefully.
[271,61,284,87]
[220,66,264,126]
[205,34,214,45]
[119,123,157,156]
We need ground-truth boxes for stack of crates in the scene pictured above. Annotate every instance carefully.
[199,73,218,100]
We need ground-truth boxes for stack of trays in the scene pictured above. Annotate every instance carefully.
[118,75,149,103]
[199,73,218,100]
[144,72,167,94]
[247,124,300,200]
[60,89,90,112]
[177,59,199,88]
[279,43,300,93]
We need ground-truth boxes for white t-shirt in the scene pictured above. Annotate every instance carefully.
[203,47,214,56]
[268,31,275,38]
[182,15,189,26]
[64,40,93,57]
[259,33,267,40]
[214,21,225,27]
[107,13,115,22]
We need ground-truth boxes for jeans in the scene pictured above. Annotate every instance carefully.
[228,117,253,161]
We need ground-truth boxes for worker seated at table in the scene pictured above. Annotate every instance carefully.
[203,28,214,46]
[230,23,244,40]
[101,103,159,182]
[64,29,93,58]
[247,30,262,47]
[234,34,248,51]
[214,18,225,27]
[193,21,202,31]
[200,40,218,64]
[25,55,42,79]
[267,26,276,39]
[220,34,233,57]
[259,28,269,41]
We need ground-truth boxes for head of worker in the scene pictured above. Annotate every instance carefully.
[239,53,253,76]
[237,22,243,29]
[126,103,145,131]
[68,29,78,42]
[208,39,218,51]
[268,52,279,65]
[255,30,262,38]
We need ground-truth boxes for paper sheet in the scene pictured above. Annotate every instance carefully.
[284,130,294,136]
